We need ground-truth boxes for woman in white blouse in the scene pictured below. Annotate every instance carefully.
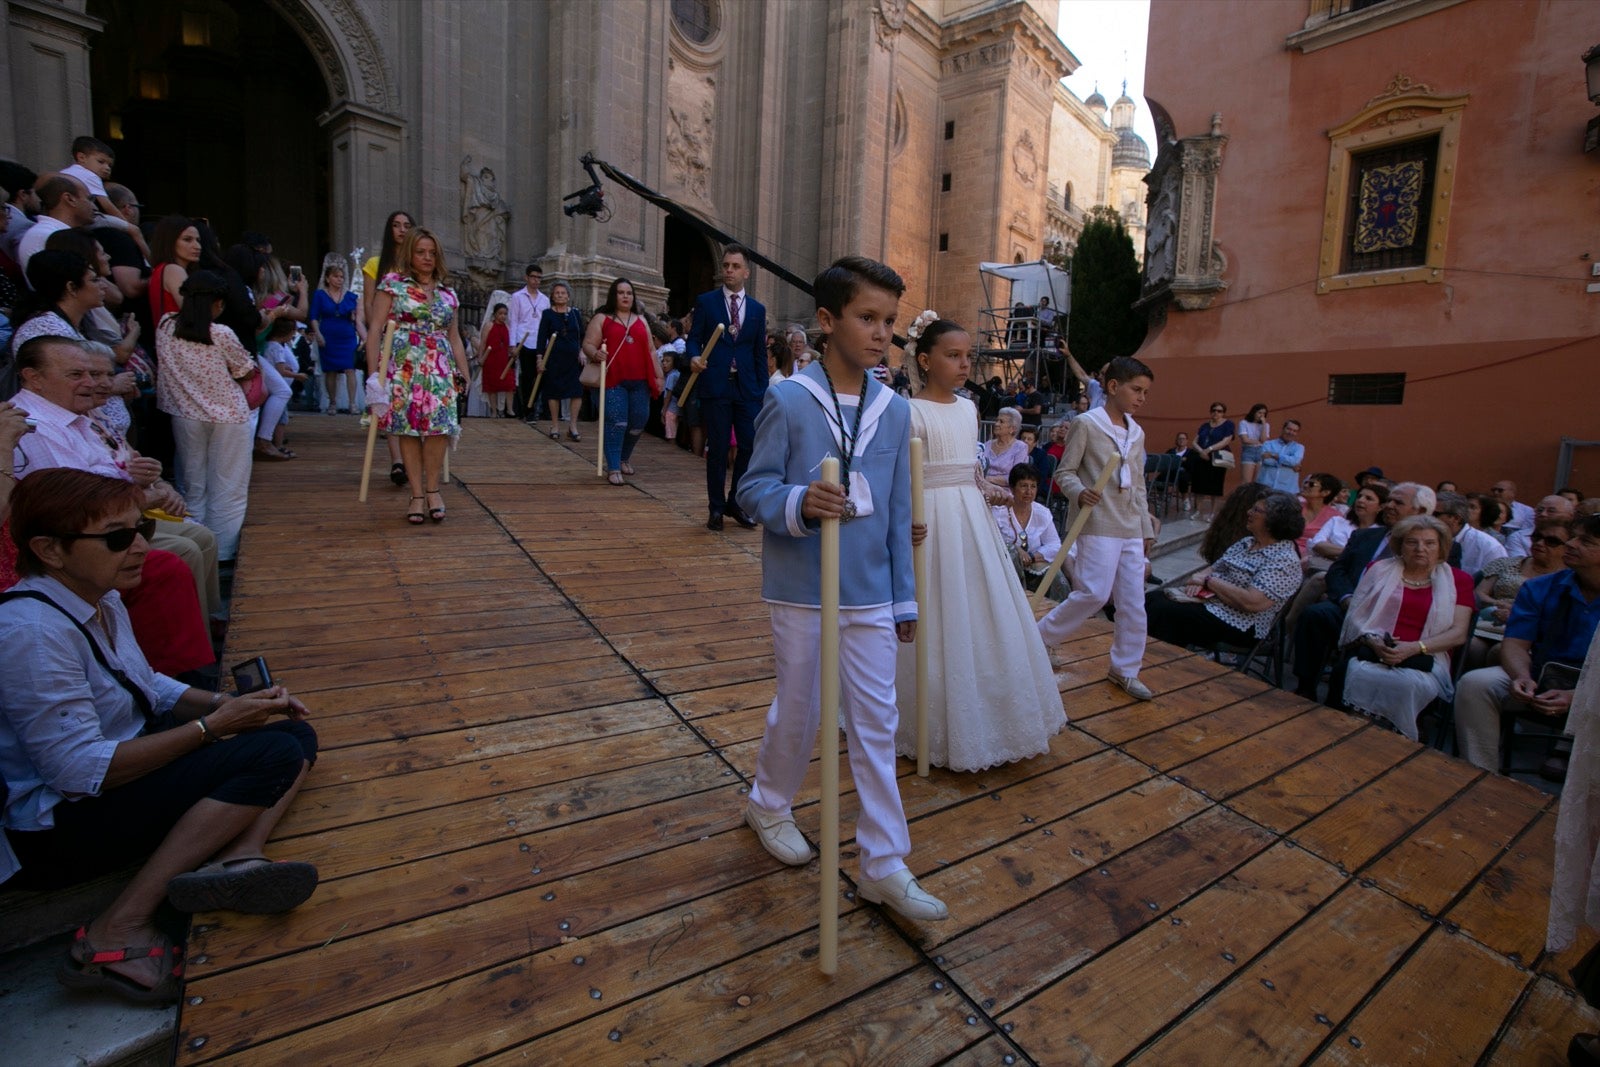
[994,463,1061,592]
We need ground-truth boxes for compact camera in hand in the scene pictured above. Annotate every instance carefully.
[231,656,273,694]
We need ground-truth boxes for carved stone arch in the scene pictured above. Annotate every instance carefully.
[262,0,398,114]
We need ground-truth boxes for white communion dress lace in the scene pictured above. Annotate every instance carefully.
[894,395,1066,771]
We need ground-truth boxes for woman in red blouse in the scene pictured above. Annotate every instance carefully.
[1337,514,1475,740]
[581,277,663,486]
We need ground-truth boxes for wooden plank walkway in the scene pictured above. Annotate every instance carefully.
[173,416,1600,1065]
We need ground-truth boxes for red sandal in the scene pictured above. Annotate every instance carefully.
[57,926,184,1004]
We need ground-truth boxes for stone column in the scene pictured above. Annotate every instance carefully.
[320,102,406,267]
[540,0,667,312]
[5,0,102,165]
[818,0,893,262]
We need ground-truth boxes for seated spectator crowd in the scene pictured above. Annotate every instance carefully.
[1008,407,1596,786]
[1,140,327,1004]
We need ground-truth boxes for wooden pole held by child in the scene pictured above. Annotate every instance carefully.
[357,322,397,503]
[818,454,842,975]
[910,436,930,777]
[1030,457,1120,610]
[675,323,724,410]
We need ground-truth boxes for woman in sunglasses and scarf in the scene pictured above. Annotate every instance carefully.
[0,470,319,1004]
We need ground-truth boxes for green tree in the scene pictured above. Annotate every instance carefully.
[1066,206,1147,373]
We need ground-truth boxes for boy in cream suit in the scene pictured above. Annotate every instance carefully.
[735,255,947,922]
[1038,355,1158,700]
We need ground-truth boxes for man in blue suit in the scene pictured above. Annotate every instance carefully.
[687,244,768,530]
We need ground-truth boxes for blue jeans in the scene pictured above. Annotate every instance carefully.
[604,379,651,471]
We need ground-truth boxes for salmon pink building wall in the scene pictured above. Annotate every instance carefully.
[1136,0,1600,497]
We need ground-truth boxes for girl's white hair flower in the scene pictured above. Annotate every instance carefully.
[904,309,939,345]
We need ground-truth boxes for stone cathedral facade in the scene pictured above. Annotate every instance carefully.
[2,0,1146,329]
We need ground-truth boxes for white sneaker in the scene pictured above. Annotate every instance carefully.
[858,868,949,921]
[1108,672,1154,701]
[744,805,814,866]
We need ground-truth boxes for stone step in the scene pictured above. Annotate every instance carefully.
[0,935,174,1067]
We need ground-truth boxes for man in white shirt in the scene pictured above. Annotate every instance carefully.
[16,173,95,274]
[1435,492,1507,575]
[12,336,222,618]
[506,264,551,420]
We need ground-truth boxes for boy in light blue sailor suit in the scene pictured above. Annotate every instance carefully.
[736,255,948,922]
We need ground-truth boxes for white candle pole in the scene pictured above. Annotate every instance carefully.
[357,322,396,503]
[910,437,930,777]
[818,455,842,975]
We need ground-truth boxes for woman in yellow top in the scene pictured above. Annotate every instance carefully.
[359,210,414,485]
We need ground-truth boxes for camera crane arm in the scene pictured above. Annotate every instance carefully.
[574,153,814,300]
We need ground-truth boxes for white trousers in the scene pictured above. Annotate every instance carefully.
[1037,534,1148,677]
[748,603,911,882]
[256,356,292,439]
[170,417,253,561]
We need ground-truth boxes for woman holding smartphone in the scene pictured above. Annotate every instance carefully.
[0,469,319,1003]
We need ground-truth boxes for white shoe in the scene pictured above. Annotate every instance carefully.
[858,868,949,921]
[1108,672,1154,701]
[744,805,814,866]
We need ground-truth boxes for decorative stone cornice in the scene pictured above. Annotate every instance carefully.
[1287,0,1469,54]
[937,1,1078,88]
[8,0,104,44]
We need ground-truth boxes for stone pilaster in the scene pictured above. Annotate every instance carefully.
[320,101,405,266]
[540,0,667,312]
[5,0,102,164]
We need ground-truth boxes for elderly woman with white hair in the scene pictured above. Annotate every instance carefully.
[1337,514,1475,739]
[982,406,1030,495]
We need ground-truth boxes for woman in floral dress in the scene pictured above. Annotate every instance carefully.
[363,227,469,524]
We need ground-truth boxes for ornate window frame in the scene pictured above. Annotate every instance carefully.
[1316,77,1467,294]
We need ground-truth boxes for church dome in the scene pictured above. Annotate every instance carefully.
[1085,89,1107,111]
[1112,126,1150,169]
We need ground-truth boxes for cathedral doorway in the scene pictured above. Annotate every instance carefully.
[85,0,330,266]
[661,215,718,320]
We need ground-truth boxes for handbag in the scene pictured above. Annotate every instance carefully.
[578,355,604,389]
[1210,449,1236,469]
[1351,634,1434,673]
[238,369,268,410]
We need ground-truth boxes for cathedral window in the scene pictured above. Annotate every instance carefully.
[671,0,720,46]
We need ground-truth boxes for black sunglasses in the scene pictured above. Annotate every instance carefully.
[51,516,157,552]
[1534,534,1569,548]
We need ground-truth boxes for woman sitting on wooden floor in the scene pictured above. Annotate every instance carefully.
[0,469,319,1004]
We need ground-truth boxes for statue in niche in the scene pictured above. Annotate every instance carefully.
[666,72,715,202]
[1144,172,1178,289]
[460,155,511,265]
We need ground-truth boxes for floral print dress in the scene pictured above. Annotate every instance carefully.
[379,272,460,437]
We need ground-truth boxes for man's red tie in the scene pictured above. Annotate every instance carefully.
[729,293,741,337]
